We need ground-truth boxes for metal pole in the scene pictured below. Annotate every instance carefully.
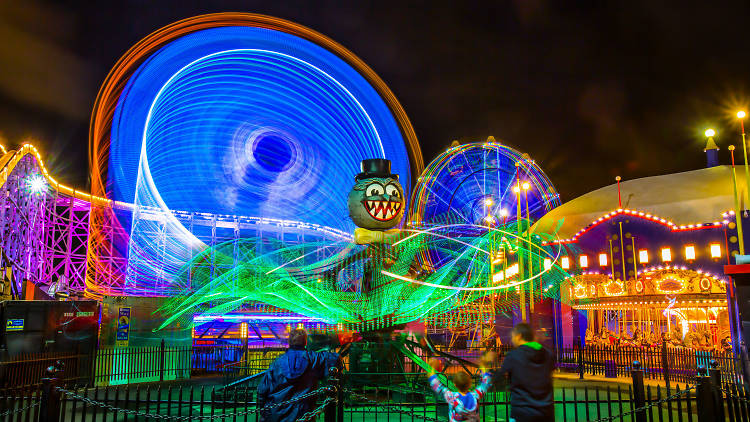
[708,359,725,421]
[525,188,534,314]
[630,360,646,422]
[740,117,749,204]
[696,365,716,422]
[515,164,525,322]
[729,145,746,255]
[618,222,626,280]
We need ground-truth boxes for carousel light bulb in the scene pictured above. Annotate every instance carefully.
[598,253,608,266]
[661,247,672,262]
[684,245,696,261]
[710,243,722,258]
[705,128,715,137]
[739,111,746,119]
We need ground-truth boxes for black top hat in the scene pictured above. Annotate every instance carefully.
[355,158,399,181]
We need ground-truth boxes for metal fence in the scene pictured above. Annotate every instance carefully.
[556,342,744,386]
[0,361,746,421]
[2,341,745,391]
[0,351,91,388]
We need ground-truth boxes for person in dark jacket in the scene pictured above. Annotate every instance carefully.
[257,328,340,422]
[493,323,555,422]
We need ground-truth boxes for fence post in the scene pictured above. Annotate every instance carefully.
[631,360,646,422]
[740,340,750,386]
[661,341,670,391]
[696,365,715,422]
[39,364,62,422]
[324,367,341,422]
[576,337,584,380]
[159,339,166,382]
[708,359,725,421]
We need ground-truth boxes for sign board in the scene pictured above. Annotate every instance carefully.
[6,319,23,332]
[116,307,131,347]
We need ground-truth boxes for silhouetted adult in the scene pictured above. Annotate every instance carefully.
[493,323,555,422]
[257,328,340,422]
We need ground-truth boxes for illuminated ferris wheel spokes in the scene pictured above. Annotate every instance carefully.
[410,141,560,230]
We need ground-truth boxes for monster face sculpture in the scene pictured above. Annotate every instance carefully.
[348,159,405,230]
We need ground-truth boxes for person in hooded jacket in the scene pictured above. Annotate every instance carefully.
[493,323,555,422]
[257,328,340,422]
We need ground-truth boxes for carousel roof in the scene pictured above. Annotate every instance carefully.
[533,165,744,239]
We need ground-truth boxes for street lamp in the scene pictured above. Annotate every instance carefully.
[729,144,746,256]
[499,207,509,225]
[738,111,749,207]
[705,128,716,138]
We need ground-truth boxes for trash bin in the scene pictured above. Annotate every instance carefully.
[604,360,617,378]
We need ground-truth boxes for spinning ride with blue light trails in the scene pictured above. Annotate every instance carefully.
[85,13,422,297]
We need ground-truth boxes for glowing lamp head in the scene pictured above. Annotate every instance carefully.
[27,175,46,194]
[484,197,494,206]
[512,185,521,194]
[521,181,531,191]
[705,128,715,138]
[739,111,747,119]
[499,208,509,217]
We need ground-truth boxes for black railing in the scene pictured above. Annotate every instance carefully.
[555,342,744,386]
[3,360,749,421]
[2,341,746,392]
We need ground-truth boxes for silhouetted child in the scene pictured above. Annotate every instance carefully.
[426,351,495,422]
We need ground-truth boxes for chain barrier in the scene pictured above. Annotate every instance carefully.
[0,401,40,418]
[589,384,696,422]
[720,385,750,404]
[55,385,332,421]
[344,388,441,422]
[297,397,335,422]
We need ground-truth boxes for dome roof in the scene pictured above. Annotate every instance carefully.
[533,165,744,238]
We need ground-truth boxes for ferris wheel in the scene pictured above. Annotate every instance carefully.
[410,140,560,229]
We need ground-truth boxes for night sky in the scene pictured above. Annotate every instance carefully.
[1,0,748,201]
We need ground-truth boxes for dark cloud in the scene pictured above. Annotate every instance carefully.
[0,0,748,200]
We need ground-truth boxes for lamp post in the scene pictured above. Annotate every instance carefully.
[514,163,526,322]
[728,143,746,256]
[522,181,533,313]
[739,111,749,205]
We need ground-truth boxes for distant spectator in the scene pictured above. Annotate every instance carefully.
[493,323,554,422]
[257,328,340,422]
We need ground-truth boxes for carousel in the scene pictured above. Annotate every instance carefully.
[570,267,731,351]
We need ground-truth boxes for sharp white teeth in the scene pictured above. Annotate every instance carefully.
[367,201,374,209]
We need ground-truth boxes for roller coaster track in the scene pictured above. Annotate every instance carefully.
[0,143,355,298]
